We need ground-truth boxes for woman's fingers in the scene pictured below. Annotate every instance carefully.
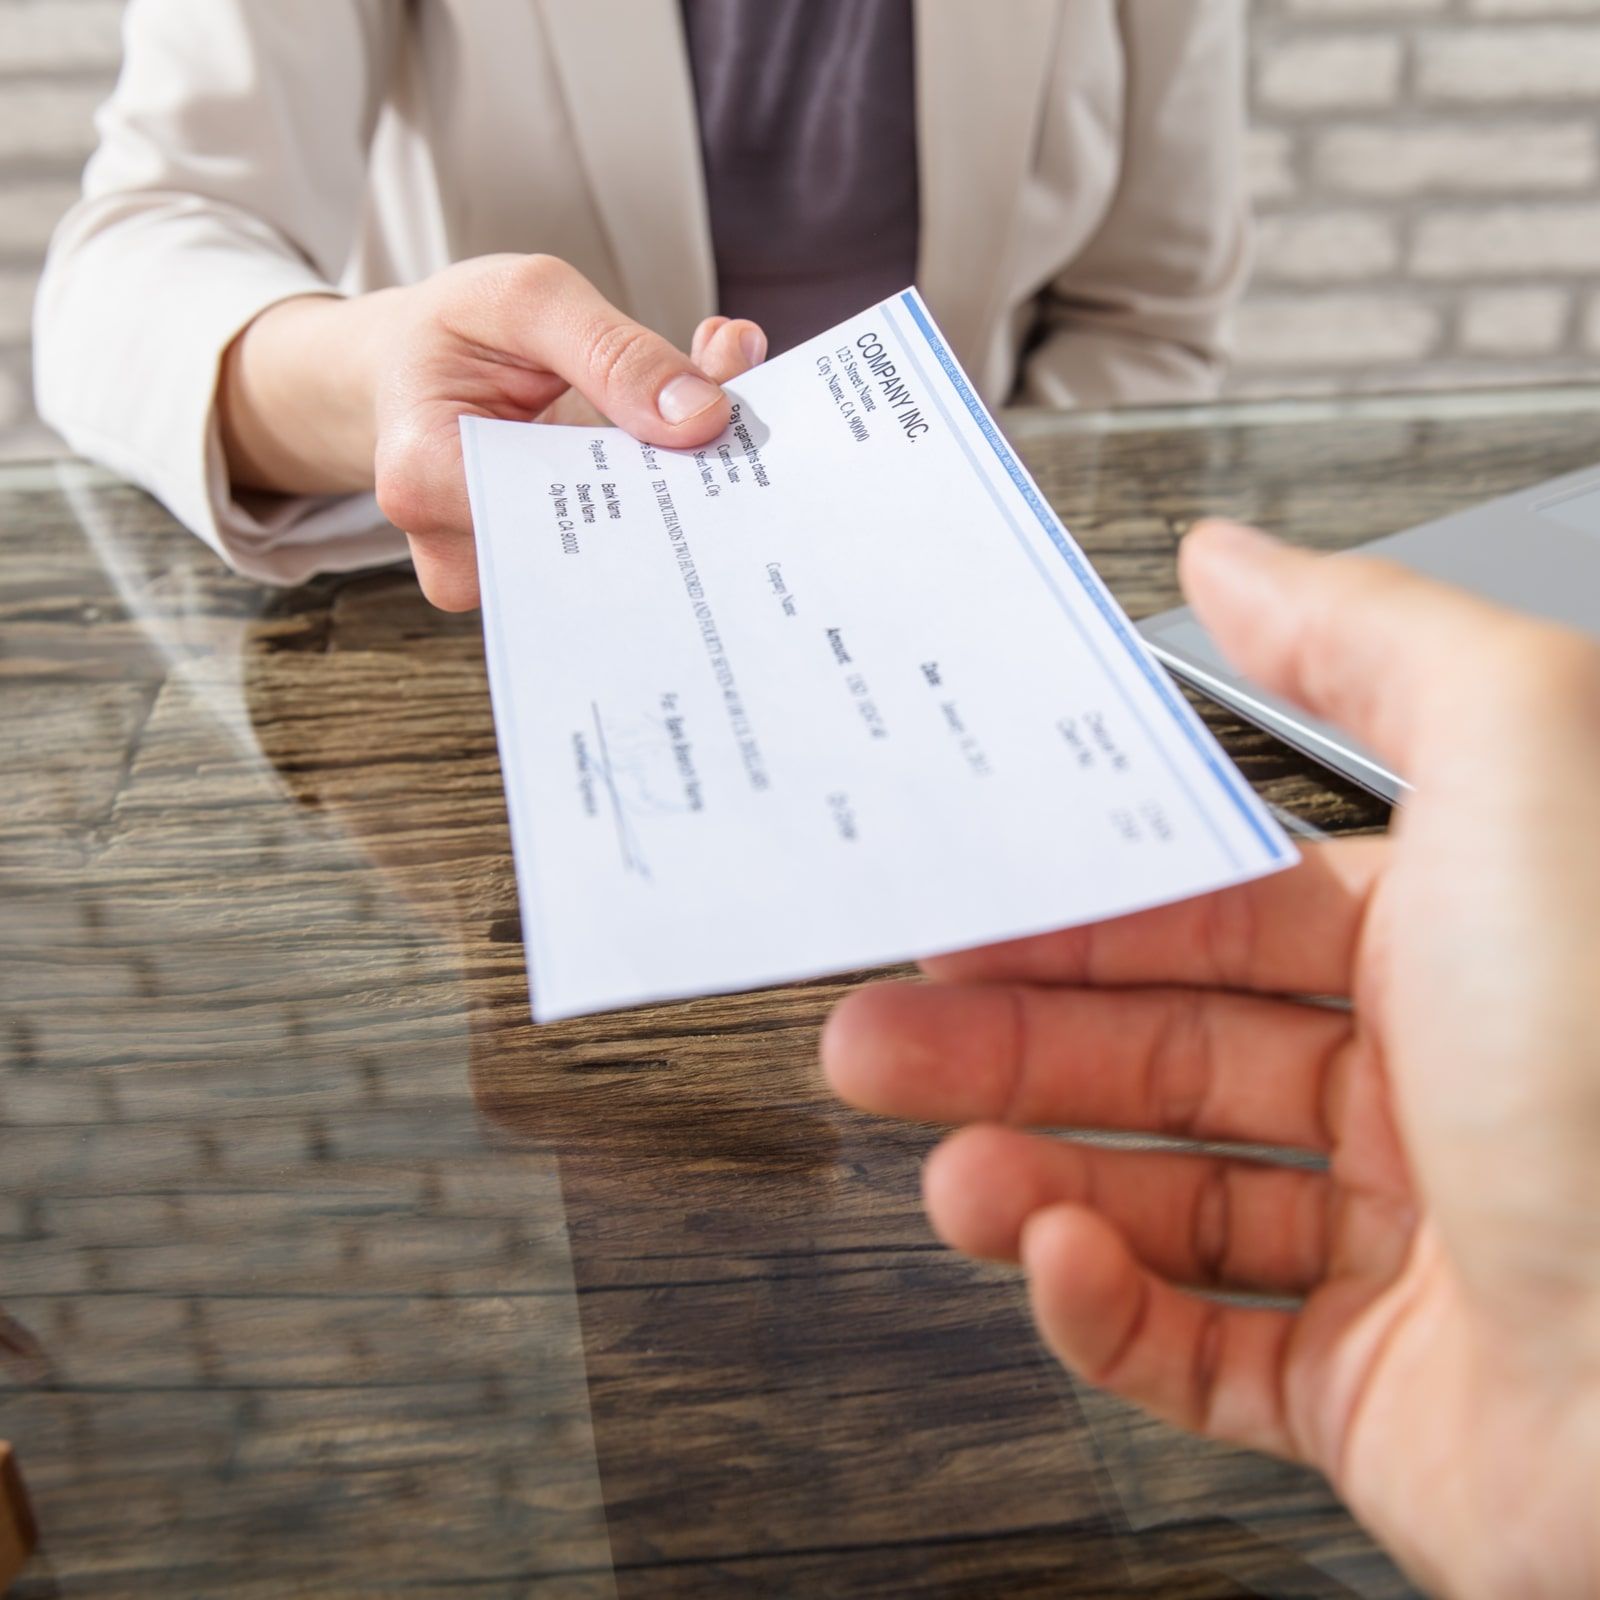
[691,316,729,364]
[383,257,733,595]
[694,317,767,384]
[824,980,1355,1152]
[383,259,759,611]
[1020,1203,1304,1460]
[454,254,733,446]
[919,836,1385,998]
[380,254,732,609]
[923,1125,1333,1295]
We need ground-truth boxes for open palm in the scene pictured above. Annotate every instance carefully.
[825,523,1600,1600]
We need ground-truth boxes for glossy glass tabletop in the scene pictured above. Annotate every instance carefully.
[8,386,1600,1596]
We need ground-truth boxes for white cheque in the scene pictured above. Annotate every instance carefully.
[463,289,1294,1021]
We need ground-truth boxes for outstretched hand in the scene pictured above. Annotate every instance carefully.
[373,259,766,609]
[824,521,1600,1600]
[222,255,766,612]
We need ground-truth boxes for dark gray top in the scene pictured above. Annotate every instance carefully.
[680,0,920,356]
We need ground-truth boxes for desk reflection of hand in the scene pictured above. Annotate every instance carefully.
[825,521,1600,1600]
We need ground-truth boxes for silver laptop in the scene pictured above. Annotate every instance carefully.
[1137,461,1600,803]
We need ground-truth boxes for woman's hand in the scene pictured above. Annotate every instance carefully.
[219,255,766,609]
[824,522,1600,1600]
[537,313,765,431]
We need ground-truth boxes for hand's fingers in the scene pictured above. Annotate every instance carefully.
[449,254,732,447]
[695,318,767,385]
[924,1125,1333,1295]
[399,306,762,612]
[386,411,495,610]
[1021,1203,1304,1459]
[691,316,729,364]
[825,980,1353,1151]
[1181,519,1569,777]
[383,258,733,611]
[921,837,1383,996]
[401,302,763,609]
[406,525,480,612]
[534,387,612,429]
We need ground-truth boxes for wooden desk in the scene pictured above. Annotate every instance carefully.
[7,388,1595,1596]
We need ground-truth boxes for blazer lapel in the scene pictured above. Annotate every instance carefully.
[913,0,1060,371]
[536,0,716,346]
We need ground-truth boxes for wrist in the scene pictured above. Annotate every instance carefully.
[220,288,403,497]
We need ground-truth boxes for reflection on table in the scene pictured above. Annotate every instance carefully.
[13,384,1593,1596]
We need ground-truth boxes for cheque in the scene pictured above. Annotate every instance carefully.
[463,290,1293,1020]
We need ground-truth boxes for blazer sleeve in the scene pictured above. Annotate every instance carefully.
[1016,0,1251,409]
[33,0,407,584]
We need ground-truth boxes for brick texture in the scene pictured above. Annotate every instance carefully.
[1242,0,1600,395]
[5,0,1600,460]
[0,0,126,460]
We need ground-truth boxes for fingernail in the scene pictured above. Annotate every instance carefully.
[657,372,723,425]
[740,327,767,368]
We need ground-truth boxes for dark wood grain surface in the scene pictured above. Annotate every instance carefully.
[6,391,1597,1597]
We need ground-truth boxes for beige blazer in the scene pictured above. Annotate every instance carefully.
[35,0,1249,585]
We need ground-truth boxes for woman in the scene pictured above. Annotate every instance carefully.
[35,0,1249,609]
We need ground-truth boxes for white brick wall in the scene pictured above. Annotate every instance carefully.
[0,0,122,69]
[4,0,1600,458]
[1242,0,1600,394]
[0,0,124,459]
